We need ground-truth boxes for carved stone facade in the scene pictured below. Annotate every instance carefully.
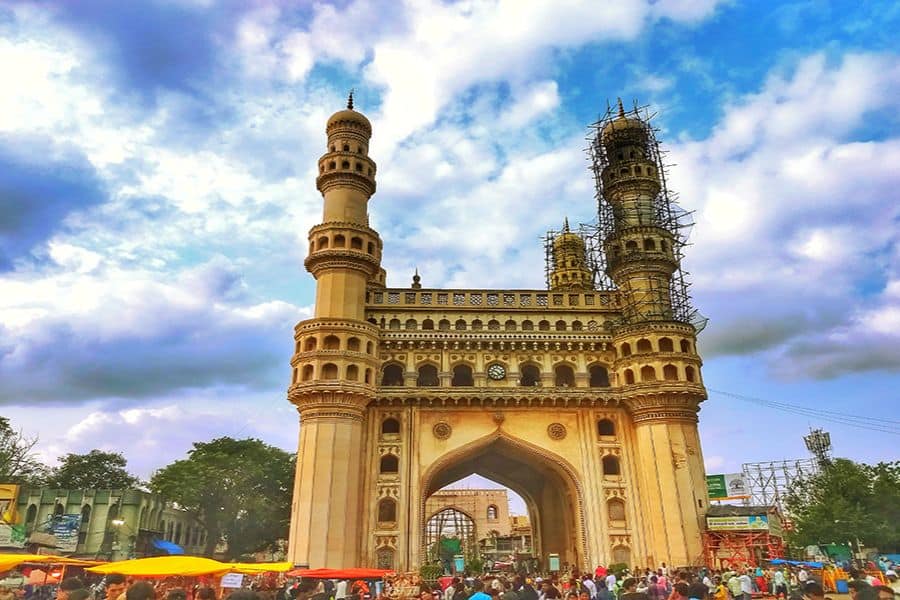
[287,99,709,571]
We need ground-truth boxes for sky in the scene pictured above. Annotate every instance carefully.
[1,0,899,503]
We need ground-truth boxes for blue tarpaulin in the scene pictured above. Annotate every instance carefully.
[769,558,824,568]
[151,539,185,555]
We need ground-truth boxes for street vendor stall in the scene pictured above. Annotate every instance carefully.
[87,556,292,577]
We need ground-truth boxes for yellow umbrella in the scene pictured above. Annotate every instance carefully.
[0,554,102,573]
[222,562,293,574]
[87,556,233,577]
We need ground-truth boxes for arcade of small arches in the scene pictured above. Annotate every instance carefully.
[378,361,612,388]
[373,316,597,332]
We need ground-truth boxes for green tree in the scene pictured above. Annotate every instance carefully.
[46,449,141,489]
[150,437,295,559]
[784,458,900,552]
[0,417,48,485]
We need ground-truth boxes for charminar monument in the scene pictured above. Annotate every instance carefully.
[286,94,710,571]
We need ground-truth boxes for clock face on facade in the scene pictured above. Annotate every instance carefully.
[487,363,506,380]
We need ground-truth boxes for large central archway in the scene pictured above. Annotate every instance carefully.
[421,432,587,568]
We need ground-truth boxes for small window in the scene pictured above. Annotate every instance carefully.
[589,365,610,388]
[304,337,317,351]
[521,320,534,331]
[504,319,516,331]
[381,364,404,386]
[381,418,400,435]
[597,419,615,436]
[685,366,696,382]
[422,319,434,330]
[680,339,691,353]
[572,320,583,331]
[488,319,500,330]
[636,338,652,353]
[351,237,363,249]
[471,319,483,330]
[620,343,631,357]
[438,319,451,331]
[451,364,474,387]
[659,337,674,352]
[347,364,359,381]
[323,335,340,350]
[341,160,350,169]
[643,238,656,251]
[455,319,467,331]
[367,242,375,254]
[554,364,575,387]
[538,320,550,331]
[342,143,350,152]
[487,505,498,520]
[663,364,678,381]
[322,363,338,380]
[377,498,396,523]
[640,365,656,382]
[389,318,401,330]
[365,368,372,384]
[366,341,374,354]
[608,498,626,524]
[347,337,361,351]
[405,319,417,330]
[555,320,566,331]
[318,236,329,249]
[417,364,439,387]
[302,365,313,381]
[379,454,399,473]
[333,234,346,247]
[603,455,621,476]
[624,369,635,385]
[626,240,638,251]
[520,364,541,387]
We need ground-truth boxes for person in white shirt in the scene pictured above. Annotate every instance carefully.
[798,569,809,585]
[582,576,597,600]
[738,570,753,600]
[335,580,347,600]
[606,574,617,592]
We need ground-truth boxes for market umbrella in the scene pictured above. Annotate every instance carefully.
[87,556,233,577]
[226,562,293,574]
[0,554,102,573]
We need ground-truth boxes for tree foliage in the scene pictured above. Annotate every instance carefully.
[45,449,141,490]
[784,458,900,552]
[150,437,295,559]
[0,417,47,485]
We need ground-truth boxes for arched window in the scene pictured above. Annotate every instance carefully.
[342,143,350,151]
[405,319,417,330]
[347,364,359,381]
[521,320,534,331]
[350,237,363,250]
[487,319,500,330]
[538,320,550,331]
[685,366,696,382]
[323,335,340,350]
[304,337,317,351]
[174,522,182,545]
[504,320,516,331]
[602,455,621,476]
[643,238,656,251]
[623,369,635,385]
[572,320,583,331]
[597,419,615,437]
[81,504,92,525]
[333,234,346,247]
[438,319,451,331]
[608,498,626,524]
[520,364,541,387]
[423,319,435,330]
[377,498,396,523]
[366,341,374,354]
[555,320,566,331]
[340,160,350,170]
[367,242,375,254]
[417,364,439,387]
[680,339,691,353]
[389,318,401,330]
[322,363,339,380]
[381,364,404,386]
[471,319,483,331]
[640,365,656,382]
[318,236,329,249]
[455,319,467,330]
[301,364,313,381]
[554,364,575,387]
[620,343,631,357]
[663,364,678,381]
[661,240,669,252]
[625,240,638,251]
[365,368,372,384]
[589,365,610,387]
[451,364,474,387]
[347,337,361,351]
[25,504,37,525]
[659,337,674,352]
[487,505,498,520]
[636,338,652,353]
[379,454,399,473]
[381,418,400,435]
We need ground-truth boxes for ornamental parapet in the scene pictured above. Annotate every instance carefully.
[612,320,696,338]
[366,289,621,312]
[288,383,373,413]
[316,169,376,196]
[304,249,381,277]
[294,317,380,336]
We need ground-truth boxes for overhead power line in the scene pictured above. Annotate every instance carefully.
[707,388,900,436]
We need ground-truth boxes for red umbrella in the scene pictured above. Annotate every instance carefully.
[286,568,394,579]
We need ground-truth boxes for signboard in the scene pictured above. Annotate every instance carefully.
[39,514,82,553]
[706,473,750,500]
[0,484,20,524]
[0,523,26,548]
[220,574,244,588]
[548,553,560,572]
[707,515,769,531]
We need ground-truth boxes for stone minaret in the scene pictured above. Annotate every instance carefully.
[600,100,709,566]
[549,219,594,291]
[287,95,383,567]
